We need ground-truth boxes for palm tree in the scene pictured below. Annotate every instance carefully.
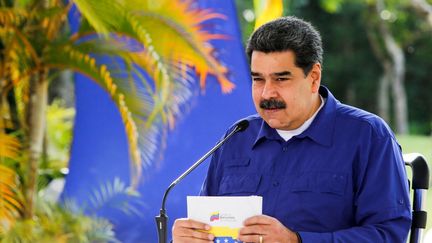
[0,0,233,237]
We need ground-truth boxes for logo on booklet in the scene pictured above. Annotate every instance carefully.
[210,212,220,222]
[209,211,236,223]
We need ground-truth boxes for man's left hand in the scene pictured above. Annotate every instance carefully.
[237,215,299,243]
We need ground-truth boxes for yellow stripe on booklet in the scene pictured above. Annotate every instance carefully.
[187,196,262,243]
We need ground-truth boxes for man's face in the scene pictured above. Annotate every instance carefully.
[251,50,321,130]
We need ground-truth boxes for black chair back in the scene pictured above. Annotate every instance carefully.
[403,153,430,243]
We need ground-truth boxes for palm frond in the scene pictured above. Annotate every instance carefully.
[87,178,143,217]
[72,33,195,133]
[2,22,40,70]
[0,7,28,26]
[73,0,234,116]
[126,0,235,93]
[72,38,192,170]
[13,76,30,131]
[0,132,21,160]
[1,4,70,83]
[0,96,14,130]
[72,0,124,35]
[42,43,145,188]
[1,27,36,131]
[35,5,71,41]
[0,164,22,235]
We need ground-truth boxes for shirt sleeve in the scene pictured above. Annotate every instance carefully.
[298,135,412,243]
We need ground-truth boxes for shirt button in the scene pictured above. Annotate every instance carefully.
[282,147,288,152]
[273,181,280,187]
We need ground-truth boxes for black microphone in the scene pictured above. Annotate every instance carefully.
[155,119,249,243]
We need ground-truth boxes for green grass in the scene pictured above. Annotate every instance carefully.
[396,135,432,234]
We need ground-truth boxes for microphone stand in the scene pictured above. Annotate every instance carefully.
[155,121,248,243]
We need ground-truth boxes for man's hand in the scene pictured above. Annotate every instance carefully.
[172,218,214,243]
[238,215,299,243]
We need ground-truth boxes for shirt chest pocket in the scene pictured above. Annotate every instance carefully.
[218,158,261,195]
[286,172,351,228]
[290,172,348,196]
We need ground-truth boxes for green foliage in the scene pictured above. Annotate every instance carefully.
[235,0,254,44]
[45,100,75,171]
[405,33,432,135]
[1,199,118,243]
[319,0,344,13]
[1,176,142,241]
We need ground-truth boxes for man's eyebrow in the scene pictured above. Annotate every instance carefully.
[250,71,292,76]
[273,71,292,76]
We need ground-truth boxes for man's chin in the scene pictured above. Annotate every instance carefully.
[265,118,285,129]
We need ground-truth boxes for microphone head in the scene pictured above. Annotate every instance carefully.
[236,119,249,132]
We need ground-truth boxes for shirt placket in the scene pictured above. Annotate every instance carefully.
[265,138,297,217]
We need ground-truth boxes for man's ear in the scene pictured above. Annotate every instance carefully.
[310,63,321,93]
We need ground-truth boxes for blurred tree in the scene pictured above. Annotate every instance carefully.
[369,0,409,134]
[0,0,233,238]
[235,0,255,44]
[330,0,432,134]
[410,0,432,26]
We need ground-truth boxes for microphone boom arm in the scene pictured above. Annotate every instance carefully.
[155,120,248,243]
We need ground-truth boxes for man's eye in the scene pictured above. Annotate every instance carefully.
[253,77,264,81]
[276,77,288,81]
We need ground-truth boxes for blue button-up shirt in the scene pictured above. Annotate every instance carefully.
[200,86,411,242]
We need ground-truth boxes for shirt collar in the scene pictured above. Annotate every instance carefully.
[296,86,336,147]
[252,86,337,148]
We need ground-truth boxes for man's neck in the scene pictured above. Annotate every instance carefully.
[276,95,325,141]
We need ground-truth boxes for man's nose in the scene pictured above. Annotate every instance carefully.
[262,81,277,99]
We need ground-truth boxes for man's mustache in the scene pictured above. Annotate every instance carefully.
[260,99,286,109]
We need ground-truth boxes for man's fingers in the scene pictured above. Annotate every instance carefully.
[243,215,273,226]
[174,218,210,230]
[179,228,214,241]
[238,224,266,235]
[238,234,262,243]
[172,218,214,243]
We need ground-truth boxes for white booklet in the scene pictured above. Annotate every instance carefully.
[187,196,262,243]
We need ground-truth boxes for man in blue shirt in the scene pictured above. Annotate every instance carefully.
[172,16,411,243]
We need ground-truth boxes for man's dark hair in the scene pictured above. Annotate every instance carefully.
[246,16,323,75]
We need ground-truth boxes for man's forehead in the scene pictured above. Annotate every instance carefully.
[251,51,297,68]
[251,50,296,58]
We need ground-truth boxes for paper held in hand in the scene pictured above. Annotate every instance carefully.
[187,196,262,243]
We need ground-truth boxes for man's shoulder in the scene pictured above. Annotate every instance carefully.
[334,103,394,139]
